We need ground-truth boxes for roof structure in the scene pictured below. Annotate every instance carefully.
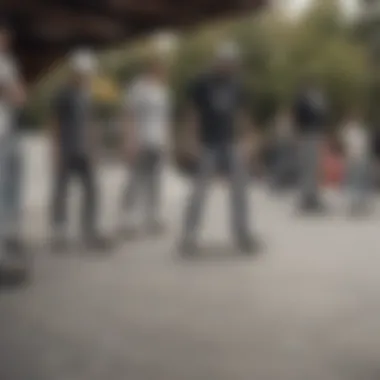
[1,0,266,82]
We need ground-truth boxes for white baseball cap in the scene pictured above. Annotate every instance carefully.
[215,40,241,62]
[69,49,97,74]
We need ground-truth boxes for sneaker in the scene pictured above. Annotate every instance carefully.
[350,202,370,218]
[84,234,109,251]
[4,238,25,254]
[146,220,166,236]
[0,243,30,284]
[51,236,69,253]
[298,198,326,214]
[237,235,262,255]
[51,226,69,253]
[178,239,198,258]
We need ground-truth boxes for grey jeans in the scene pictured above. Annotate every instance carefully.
[123,148,163,225]
[0,133,23,240]
[346,158,371,207]
[182,144,251,243]
[298,134,322,202]
[272,140,296,188]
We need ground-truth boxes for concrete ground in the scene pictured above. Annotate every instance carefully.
[1,136,380,380]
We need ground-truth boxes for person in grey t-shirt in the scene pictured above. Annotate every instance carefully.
[50,49,105,251]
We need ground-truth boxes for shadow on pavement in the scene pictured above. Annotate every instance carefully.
[0,267,30,291]
[175,242,265,265]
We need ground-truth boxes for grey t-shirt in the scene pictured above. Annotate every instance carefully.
[53,85,93,157]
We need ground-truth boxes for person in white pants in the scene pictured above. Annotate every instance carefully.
[119,54,171,235]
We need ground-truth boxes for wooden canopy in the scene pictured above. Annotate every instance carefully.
[1,0,265,82]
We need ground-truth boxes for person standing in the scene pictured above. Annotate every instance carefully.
[341,112,371,215]
[293,78,328,212]
[119,55,171,235]
[0,23,27,263]
[50,49,105,251]
[179,41,260,255]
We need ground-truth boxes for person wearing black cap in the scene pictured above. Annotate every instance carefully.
[179,41,260,255]
[0,23,27,265]
[50,49,105,251]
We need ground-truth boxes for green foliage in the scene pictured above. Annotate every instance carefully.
[169,1,368,127]
[25,1,370,129]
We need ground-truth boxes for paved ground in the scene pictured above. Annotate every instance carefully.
[1,137,380,380]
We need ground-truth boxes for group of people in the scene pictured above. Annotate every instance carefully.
[0,21,377,271]
[50,41,260,256]
[271,103,374,215]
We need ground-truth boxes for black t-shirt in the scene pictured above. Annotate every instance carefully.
[188,72,247,146]
[293,89,327,134]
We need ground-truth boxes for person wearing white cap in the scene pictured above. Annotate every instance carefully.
[179,40,261,255]
[0,23,27,266]
[119,52,171,235]
[50,48,105,251]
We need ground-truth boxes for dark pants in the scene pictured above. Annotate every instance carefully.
[51,154,97,238]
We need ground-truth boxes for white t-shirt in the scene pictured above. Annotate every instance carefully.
[125,77,171,149]
[0,54,19,138]
[342,122,369,161]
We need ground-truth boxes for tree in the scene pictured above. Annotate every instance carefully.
[24,0,369,130]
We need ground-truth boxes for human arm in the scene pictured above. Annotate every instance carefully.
[181,102,199,160]
[236,84,256,161]
[176,78,201,162]
[121,86,138,163]
[49,95,61,167]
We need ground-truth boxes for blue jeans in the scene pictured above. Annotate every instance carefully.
[0,133,23,240]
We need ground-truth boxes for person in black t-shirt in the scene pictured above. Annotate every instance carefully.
[179,41,261,255]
